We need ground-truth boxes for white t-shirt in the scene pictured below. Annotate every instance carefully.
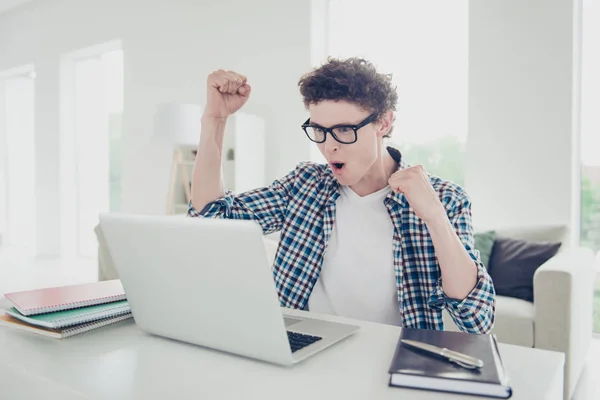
[308,185,402,326]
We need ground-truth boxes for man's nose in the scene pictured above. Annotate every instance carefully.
[324,133,339,153]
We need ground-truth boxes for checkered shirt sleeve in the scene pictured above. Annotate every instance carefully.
[187,168,297,235]
[428,195,496,334]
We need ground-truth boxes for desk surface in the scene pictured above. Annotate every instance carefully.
[0,308,564,400]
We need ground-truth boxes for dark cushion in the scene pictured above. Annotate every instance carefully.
[488,236,562,302]
[474,230,496,269]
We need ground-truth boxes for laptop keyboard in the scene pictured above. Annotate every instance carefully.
[287,331,322,353]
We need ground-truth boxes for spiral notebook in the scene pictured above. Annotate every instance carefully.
[4,280,126,316]
[4,300,131,329]
[0,312,133,339]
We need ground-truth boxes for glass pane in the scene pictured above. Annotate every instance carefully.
[307,127,325,142]
[102,49,124,213]
[3,73,36,253]
[327,0,468,185]
[581,0,600,333]
[71,48,123,259]
[332,127,356,143]
[74,58,107,258]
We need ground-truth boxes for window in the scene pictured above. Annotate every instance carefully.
[324,0,468,186]
[0,65,36,254]
[60,41,123,259]
[580,0,600,332]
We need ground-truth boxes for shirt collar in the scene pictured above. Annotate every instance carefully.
[385,146,408,207]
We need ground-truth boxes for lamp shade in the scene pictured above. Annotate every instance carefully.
[152,102,204,146]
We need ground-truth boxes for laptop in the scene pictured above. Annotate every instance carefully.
[98,213,360,366]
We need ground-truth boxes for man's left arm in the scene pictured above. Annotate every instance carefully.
[388,166,495,334]
[426,196,496,334]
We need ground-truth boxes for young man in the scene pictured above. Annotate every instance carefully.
[188,57,495,334]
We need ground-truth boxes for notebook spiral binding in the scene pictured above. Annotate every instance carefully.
[62,313,133,338]
[16,294,127,316]
[51,306,132,328]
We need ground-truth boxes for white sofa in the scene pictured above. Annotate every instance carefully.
[441,225,597,400]
[95,223,597,400]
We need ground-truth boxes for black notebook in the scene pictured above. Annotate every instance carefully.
[388,328,512,398]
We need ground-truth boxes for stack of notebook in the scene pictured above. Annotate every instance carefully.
[0,280,132,339]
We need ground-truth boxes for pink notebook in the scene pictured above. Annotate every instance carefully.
[4,280,126,316]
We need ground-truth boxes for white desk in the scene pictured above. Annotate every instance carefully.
[0,308,564,400]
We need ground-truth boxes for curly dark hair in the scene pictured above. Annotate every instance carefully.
[298,57,398,138]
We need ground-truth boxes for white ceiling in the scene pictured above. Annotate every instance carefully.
[0,0,32,14]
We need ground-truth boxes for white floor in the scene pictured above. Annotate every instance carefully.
[1,247,600,399]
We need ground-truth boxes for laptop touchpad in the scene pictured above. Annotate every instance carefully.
[284,317,303,327]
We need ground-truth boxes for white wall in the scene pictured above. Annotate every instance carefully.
[1,0,584,257]
[466,0,581,244]
[0,0,314,257]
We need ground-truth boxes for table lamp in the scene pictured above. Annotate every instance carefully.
[152,102,203,214]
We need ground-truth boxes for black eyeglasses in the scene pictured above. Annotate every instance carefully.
[301,113,378,144]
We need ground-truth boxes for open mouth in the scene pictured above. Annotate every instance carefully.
[330,162,346,173]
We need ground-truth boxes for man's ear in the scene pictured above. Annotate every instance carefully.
[377,110,394,137]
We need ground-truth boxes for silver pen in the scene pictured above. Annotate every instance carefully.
[401,339,485,370]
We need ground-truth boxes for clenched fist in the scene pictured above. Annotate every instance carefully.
[388,165,447,225]
[204,70,251,119]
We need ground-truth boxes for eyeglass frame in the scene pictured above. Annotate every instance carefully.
[301,113,379,144]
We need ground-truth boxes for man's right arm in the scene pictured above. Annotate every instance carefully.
[188,69,294,235]
[190,115,228,212]
[191,69,251,211]
[188,168,297,236]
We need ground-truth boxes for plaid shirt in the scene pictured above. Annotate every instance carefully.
[188,147,495,334]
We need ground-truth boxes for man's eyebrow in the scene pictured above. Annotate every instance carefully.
[309,120,355,128]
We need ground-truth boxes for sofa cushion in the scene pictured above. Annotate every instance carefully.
[474,230,496,269]
[488,236,561,302]
[491,295,535,347]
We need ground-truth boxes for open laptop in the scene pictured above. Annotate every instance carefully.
[98,213,359,366]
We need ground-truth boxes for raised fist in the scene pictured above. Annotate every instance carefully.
[204,69,251,119]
